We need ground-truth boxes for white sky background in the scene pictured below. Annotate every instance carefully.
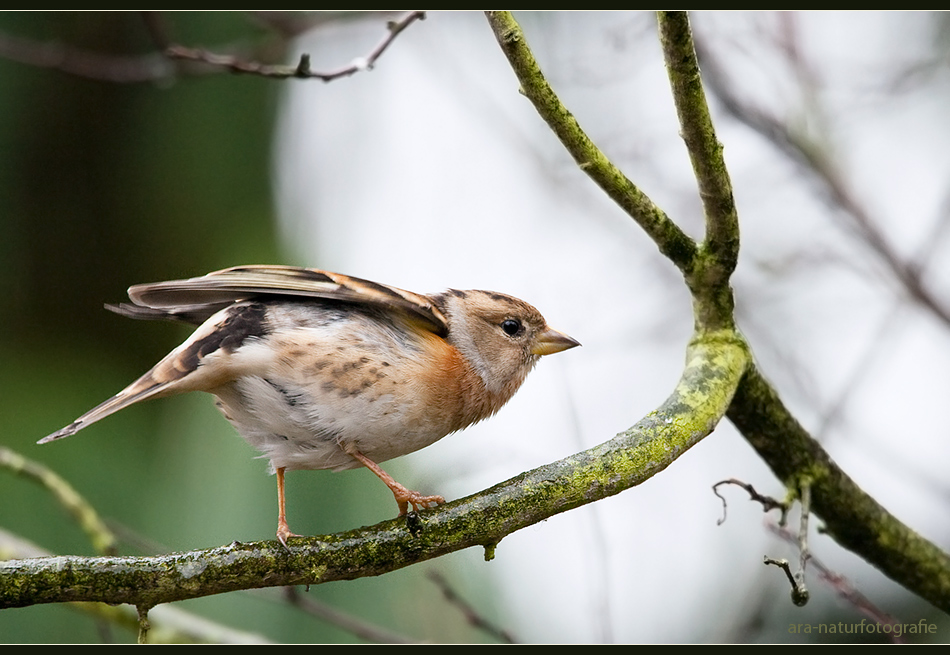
[274,12,950,643]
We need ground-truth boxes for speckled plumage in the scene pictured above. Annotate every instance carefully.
[40,265,579,544]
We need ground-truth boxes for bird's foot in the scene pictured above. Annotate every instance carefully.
[277,517,301,549]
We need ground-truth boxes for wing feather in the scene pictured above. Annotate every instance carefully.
[115,265,448,336]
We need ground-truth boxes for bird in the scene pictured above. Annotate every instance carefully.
[39,265,580,546]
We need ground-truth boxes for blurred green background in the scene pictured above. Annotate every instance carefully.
[0,12,493,644]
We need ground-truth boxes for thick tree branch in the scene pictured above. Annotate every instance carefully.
[670,11,950,615]
[0,334,749,610]
[0,529,272,643]
[487,9,950,614]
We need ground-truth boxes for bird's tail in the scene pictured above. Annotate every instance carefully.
[37,372,174,444]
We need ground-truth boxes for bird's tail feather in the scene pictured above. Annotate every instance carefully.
[38,374,172,444]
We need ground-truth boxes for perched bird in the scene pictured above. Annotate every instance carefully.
[39,265,579,545]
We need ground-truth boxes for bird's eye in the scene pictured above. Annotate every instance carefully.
[500,318,523,337]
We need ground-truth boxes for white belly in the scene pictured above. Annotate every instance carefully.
[213,374,453,473]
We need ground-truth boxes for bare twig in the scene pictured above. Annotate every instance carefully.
[282,587,416,644]
[797,483,811,573]
[136,606,151,645]
[768,522,903,642]
[763,557,805,605]
[163,11,426,81]
[789,482,811,606]
[716,477,809,604]
[0,446,116,555]
[0,11,426,84]
[712,477,791,526]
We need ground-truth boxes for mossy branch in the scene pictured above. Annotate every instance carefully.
[1,334,749,610]
[486,10,950,614]
[484,11,698,277]
[656,13,739,275]
[656,11,739,332]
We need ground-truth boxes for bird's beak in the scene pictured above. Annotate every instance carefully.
[531,327,581,356]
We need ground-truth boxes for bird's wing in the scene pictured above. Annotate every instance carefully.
[109,265,448,336]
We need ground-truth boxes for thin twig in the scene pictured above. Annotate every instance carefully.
[427,571,517,644]
[763,557,801,600]
[0,446,116,555]
[712,477,790,526]
[282,587,417,644]
[797,483,811,574]
[136,605,151,645]
[768,522,903,642]
[717,477,808,604]
[791,482,811,606]
[164,11,426,81]
[0,12,426,84]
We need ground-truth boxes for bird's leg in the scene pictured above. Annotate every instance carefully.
[276,466,300,547]
[346,448,445,515]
